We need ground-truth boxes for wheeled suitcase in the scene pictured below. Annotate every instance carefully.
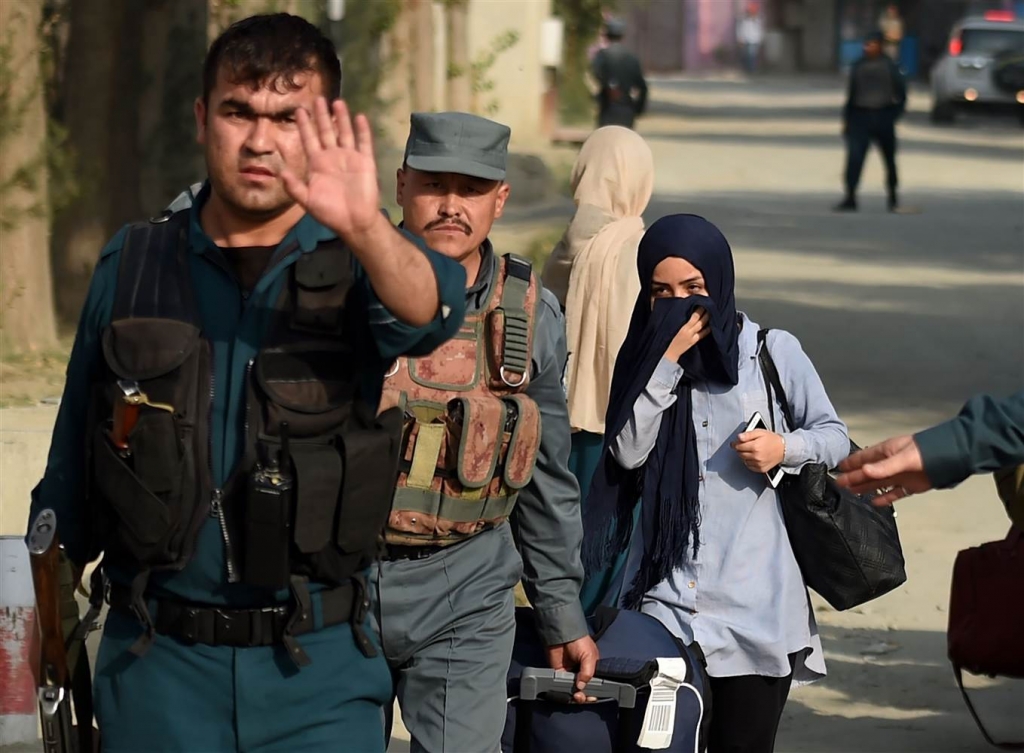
[503,607,710,753]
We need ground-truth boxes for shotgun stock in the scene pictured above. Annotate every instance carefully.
[28,509,77,753]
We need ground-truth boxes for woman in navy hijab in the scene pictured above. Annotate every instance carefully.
[583,214,849,753]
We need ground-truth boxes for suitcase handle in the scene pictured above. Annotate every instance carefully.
[519,668,638,709]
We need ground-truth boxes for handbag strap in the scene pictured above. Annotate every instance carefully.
[952,665,1024,750]
[756,329,797,432]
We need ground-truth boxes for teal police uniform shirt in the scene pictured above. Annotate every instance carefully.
[30,182,467,605]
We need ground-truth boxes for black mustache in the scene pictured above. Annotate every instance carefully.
[426,219,471,234]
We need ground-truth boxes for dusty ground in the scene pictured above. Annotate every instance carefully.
[2,73,1022,752]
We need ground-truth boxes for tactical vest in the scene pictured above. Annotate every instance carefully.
[89,211,403,609]
[378,254,543,546]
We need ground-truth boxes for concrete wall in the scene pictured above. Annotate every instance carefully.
[465,0,552,149]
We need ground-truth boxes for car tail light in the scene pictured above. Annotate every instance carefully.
[949,34,963,56]
[983,10,1015,22]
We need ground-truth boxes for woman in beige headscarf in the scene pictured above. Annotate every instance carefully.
[542,126,654,501]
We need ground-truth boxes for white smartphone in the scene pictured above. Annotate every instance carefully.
[743,411,785,489]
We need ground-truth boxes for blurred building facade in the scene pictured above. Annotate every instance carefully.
[619,0,1024,79]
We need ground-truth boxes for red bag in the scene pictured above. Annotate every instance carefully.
[947,526,1024,750]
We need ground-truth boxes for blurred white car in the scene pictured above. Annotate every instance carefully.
[930,10,1024,123]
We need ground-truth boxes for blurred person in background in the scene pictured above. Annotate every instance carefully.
[541,126,653,613]
[737,2,766,74]
[591,18,648,129]
[878,3,905,62]
[835,31,906,212]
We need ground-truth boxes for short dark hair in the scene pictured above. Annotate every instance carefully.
[202,13,341,103]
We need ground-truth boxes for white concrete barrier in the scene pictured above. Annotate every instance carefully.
[0,535,38,746]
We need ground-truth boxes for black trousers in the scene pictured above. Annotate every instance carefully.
[707,660,796,753]
[844,108,899,197]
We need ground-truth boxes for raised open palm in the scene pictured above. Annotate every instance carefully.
[281,97,381,239]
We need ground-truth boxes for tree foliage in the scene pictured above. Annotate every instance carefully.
[553,0,615,124]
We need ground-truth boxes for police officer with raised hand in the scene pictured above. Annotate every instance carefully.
[374,111,599,752]
[27,13,466,752]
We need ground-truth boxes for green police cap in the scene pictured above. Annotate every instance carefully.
[403,111,511,181]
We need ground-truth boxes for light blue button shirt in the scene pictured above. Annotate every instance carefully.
[613,313,849,683]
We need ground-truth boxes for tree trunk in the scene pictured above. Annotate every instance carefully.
[48,0,125,326]
[379,1,413,144]
[408,0,435,112]
[445,0,471,111]
[135,0,207,214]
[0,0,58,351]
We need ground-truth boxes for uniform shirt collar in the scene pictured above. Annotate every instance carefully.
[187,180,336,255]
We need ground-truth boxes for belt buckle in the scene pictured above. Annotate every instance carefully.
[214,608,242,645]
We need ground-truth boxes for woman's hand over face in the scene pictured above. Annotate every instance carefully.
[664,308,710,362]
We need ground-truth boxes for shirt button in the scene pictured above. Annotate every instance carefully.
[688,581,696,589]
[702,420,709,427]
[698,475,705,482]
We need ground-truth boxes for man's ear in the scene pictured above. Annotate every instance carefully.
[195,97,207,145]
[493,181,511,219]
[396,167,406,206]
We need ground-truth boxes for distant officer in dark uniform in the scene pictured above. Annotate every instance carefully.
[835,31,907,212]
[591,18,648,129]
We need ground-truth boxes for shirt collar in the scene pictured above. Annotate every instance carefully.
[187,180,336,255]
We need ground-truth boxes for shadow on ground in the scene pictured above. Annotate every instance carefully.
[779,624,1024,753]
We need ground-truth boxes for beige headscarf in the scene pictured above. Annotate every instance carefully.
[541,126,654,434]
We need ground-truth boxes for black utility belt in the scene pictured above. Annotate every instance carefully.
[108,582,357,648]
[381,542,449,561]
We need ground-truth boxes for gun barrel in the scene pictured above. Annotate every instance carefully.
[29,509,70,689]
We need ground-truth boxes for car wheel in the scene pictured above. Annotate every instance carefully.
[930,101,955,124]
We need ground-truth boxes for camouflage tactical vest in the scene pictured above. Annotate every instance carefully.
[378,254,543,546]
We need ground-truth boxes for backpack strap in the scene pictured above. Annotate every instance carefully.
[756,328,797,432]
[497,254,534,381]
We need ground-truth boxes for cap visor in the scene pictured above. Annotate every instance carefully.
[405,154,506,181]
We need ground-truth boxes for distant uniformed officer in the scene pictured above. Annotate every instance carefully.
[591,18,649,129]
[27,14,466,752]
[374,112,600,752]
[835,31,907,212]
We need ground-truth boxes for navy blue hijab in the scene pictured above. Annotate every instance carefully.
[582,214,740,608]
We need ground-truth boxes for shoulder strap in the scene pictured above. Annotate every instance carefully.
[497,254,534,379]
[756,329,797,432]
[953,665,1024,750]
[112,210,197,324]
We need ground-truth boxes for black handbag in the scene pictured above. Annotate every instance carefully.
[757,330,907,611]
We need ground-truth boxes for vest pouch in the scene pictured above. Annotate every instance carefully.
[255,346,355,439]
[502,395,542,490]
[92,409,183,564]
[336,404,403,556]
[407,330,479,391]
[289,440,343,555]
[448,397,506,491]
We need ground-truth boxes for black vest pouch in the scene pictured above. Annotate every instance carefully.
[95,318,202,566]
[242,343,354,586]
[335,403,403,558]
